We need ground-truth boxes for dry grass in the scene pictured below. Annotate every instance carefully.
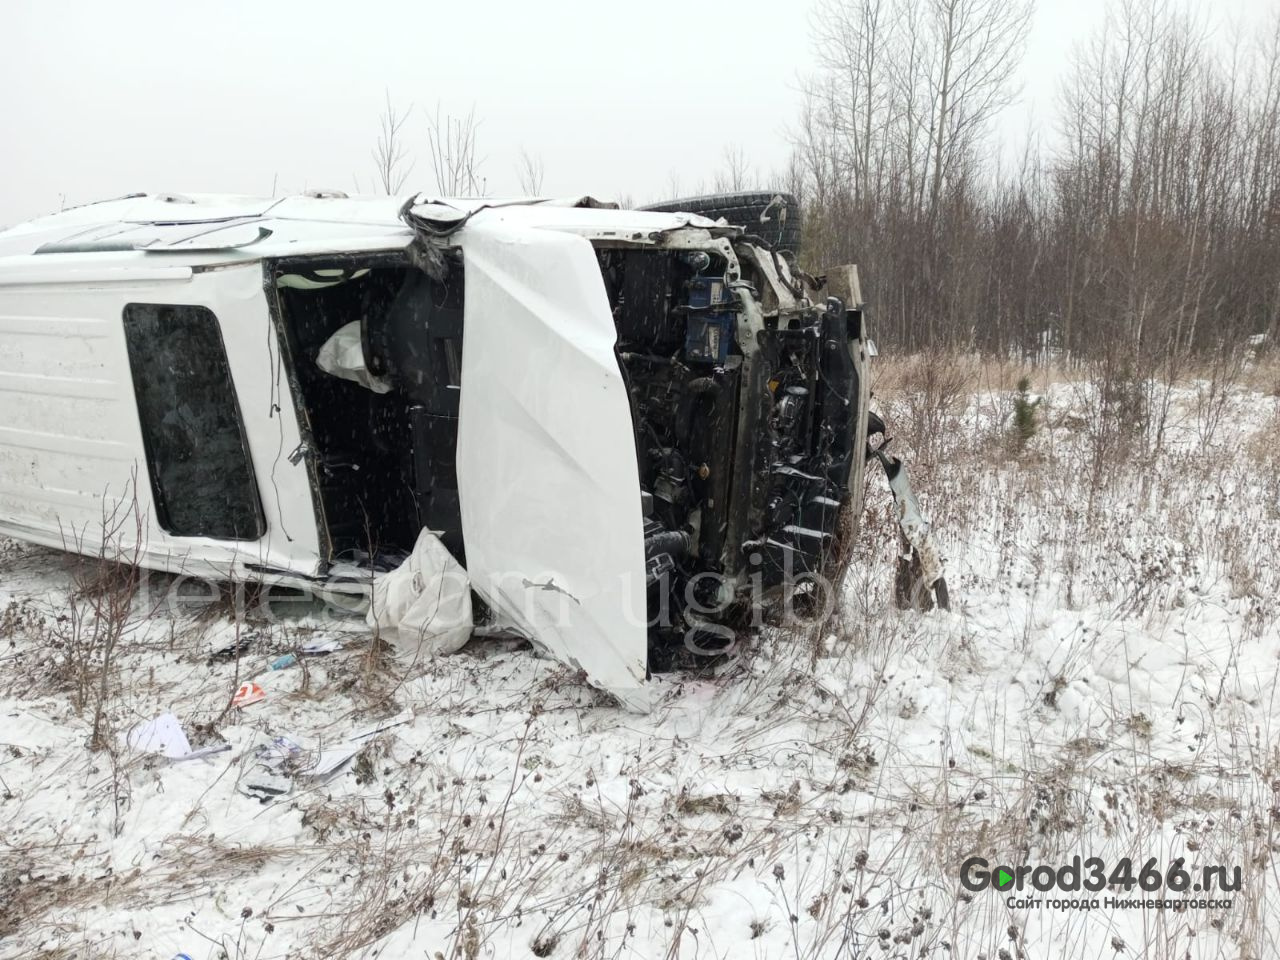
[4,354,1280,958]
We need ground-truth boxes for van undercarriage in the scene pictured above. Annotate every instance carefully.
[601,244,863,648]
[269,224,875,656]
[0,191,947,710]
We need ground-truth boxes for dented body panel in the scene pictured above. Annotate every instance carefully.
[455,221,649,710]
[0,192,891,710]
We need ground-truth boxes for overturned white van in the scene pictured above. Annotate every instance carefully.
[0,191,945,710]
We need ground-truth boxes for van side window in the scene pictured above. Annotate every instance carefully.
[122,304,265,540]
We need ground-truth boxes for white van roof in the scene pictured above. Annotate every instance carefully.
[0,192,725,269]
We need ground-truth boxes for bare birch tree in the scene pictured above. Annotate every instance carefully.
[426,104,485,196]
[372,90,415,195]
[712,144,752,192]
[921,0,1033,214]
[516,148,545,195]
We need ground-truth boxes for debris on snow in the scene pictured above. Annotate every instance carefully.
[366,528,473,660]
[230,681,266,708]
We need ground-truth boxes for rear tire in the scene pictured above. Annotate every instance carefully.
[639,190,802,251]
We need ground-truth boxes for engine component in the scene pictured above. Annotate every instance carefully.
[683,276,736,365]
[643,525,692,588]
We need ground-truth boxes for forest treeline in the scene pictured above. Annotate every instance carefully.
[782,0,1280,371]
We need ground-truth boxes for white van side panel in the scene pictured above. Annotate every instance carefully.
[0,263,321,579]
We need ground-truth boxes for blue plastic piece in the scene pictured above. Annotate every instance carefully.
[684,277,735,364]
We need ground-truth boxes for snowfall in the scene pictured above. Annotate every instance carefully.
[3,374,1279,960]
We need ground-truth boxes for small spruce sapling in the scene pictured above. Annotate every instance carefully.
[1011,376,1041,451]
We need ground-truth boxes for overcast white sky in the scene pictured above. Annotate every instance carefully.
[0,0,1271,225]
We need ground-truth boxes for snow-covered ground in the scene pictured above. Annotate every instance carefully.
[3,374,1280,959]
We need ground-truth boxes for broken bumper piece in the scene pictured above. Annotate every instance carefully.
[871,445,950,610]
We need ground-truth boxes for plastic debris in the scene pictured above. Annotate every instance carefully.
[209,633,255,662]
[299,638,343,655]
[240,766,291,804]
[260,735,305,768]
[238,732,367,804]
[231,681,266,708]
[235,710,417,806]
[367,528,472,660]
[300,746,362,778]
[239,736,302,803]
[270,653,297,670]
[121,713,230,762]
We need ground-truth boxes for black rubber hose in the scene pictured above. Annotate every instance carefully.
[645,530,691,560]
[678,377,721,445]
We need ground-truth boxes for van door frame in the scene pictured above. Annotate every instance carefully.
[262,250,411,575]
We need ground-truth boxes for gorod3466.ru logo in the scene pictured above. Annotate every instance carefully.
[961,856,1241,895]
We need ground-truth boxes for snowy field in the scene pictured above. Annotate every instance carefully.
[3,366,1280,959]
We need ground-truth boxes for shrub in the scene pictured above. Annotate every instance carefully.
[1010,376,1041,451]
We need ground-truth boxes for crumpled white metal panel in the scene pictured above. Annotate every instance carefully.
[454,220,649,712]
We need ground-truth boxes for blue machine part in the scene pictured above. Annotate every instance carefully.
[684,276,736,365]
